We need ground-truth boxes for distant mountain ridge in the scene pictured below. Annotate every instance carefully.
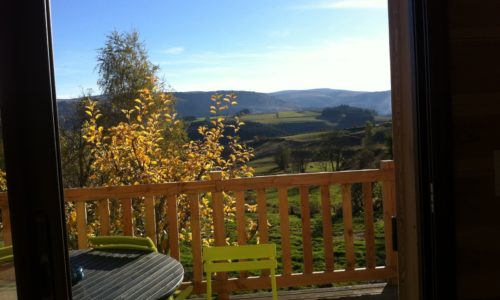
[57,88,392,118]
[271,89,391,116]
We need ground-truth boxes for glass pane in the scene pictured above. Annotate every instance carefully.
[51,1,396,299]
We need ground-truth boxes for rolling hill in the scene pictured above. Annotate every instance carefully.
[271,89,392,116]
[56,88,392,119]
[174,91,297,117]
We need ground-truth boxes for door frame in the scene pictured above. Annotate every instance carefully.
[388,0,422,298]
[0,0,72,298]
[389,0,455,299]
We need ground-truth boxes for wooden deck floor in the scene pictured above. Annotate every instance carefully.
[191,283,397,299]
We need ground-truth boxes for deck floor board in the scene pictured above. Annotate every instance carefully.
[190,283,397,299]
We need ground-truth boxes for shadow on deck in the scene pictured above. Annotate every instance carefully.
[191,283,397,299]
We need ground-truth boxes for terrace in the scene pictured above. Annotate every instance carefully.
[0,161,397,299]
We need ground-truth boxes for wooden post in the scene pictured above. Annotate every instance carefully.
[256,189,270,276]
[210,171,228,299]
[121,198,134,236]
[167,194,180,260]
[381,160,398,284]
[363,182,376,269]
[256,189,269,244]
[235,191,246,246]
[300,186,313,274]
[189,193,203,294]
[235,191,248,278]
[210,171,225,245]
[76,202,87,249]
[342,184,355,271]
[145,196,156,242]
[279,187,292,275]
[321,185,334,272]
[98,199,110,236]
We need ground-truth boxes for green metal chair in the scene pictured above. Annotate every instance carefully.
[0,245,13,264]
[89,236,158,253]
[167,285,193,300]
[203,244,278,300]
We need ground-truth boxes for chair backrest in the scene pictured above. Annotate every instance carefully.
[203,244,277,273]
[89,236,158,253]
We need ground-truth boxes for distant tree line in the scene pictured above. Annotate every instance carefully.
[273,121,393,174]
[319,105,375,129]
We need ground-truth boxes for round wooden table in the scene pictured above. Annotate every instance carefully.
[70,249,184,300]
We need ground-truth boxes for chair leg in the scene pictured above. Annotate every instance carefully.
[175,285,193,300]
[206,272,212,300]
[270,268,278,300]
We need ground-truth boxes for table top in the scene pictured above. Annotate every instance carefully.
[70,249,184,300]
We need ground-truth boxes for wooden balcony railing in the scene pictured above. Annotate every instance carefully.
[0,160,397,297]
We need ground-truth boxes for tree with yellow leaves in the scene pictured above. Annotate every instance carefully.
[82,79,255,249]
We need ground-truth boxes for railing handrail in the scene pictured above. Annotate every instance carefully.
[0,167,394,204]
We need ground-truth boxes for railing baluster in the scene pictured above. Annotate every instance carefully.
[1,205,12,246]
[342,184,355,270]
[363,182,376,269]
[210,171,228,299]
[121,198,133,236]
[145,196,156,242]
[256,189,270,277]
[279,187,292,275]
[300,186,313,274]
[167,194,180,260]
[235,191,246,245]
[211,171,225,245]
[235,191,248,278]
[321,185,334,272]
[76,201,87,249]
[189,192,203,294]
[98,199,110,235]
[381,161,397,275]
[256,189,269,243]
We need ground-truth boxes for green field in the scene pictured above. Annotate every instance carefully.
[282,131,332,142]
[241,111,324,124]
[250,156,281,175]
[249,156,339,175]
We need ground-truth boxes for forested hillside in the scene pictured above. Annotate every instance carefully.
[57,88,391,120]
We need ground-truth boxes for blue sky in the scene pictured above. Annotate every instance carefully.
[51,0,390,98]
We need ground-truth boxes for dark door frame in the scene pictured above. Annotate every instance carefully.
[389,0,456,299]
[0,0,72,299]
[413,0,456,298]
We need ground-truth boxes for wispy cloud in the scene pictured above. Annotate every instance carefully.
[158,51,272,67]
[159,36,391,92]
[162,46,185,55]
[294,0,386,10]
